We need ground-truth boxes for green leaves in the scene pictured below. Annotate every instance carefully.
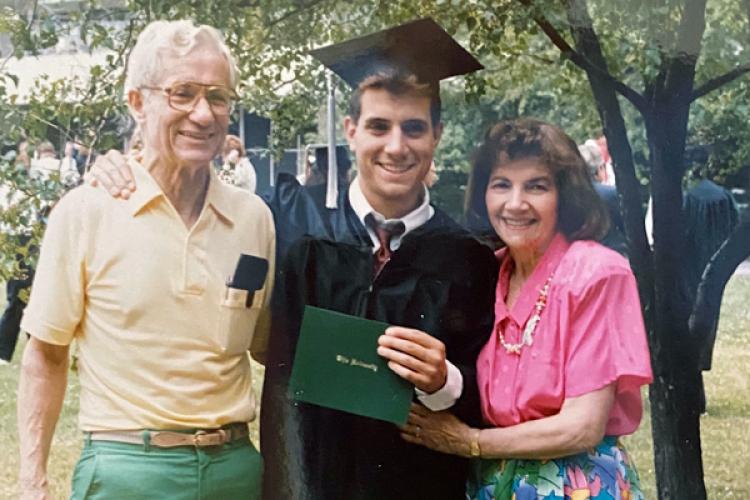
[0,160,70,282]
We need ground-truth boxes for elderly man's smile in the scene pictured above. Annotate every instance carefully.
[178,130,214,141]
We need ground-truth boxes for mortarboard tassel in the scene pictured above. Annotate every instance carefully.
[325,71,338,209]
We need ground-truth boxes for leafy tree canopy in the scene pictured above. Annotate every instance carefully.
[2,0,748,181]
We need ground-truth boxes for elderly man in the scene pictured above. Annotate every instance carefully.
[17,20,274,500]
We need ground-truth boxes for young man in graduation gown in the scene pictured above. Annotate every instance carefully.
[86,19,496,499]
[261,20,497,499]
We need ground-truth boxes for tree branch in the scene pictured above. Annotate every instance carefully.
[265,0,329,28]
[80,19,136,107]
[0,0,39,74]
[691,63,750,101]
[561,0,654,311]
[486,50,558,67]
[272,77,297,92]
[689,216,750,370]
[515,0,647,113]
[0,53,13,75]
[235,0,261,7]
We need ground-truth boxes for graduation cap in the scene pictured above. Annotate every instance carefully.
[310,18,483,88]
[310,18,483,208]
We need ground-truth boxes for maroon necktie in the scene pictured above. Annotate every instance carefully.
[366,214,405,278]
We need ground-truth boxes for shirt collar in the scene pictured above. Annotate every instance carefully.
[494,232,570,326]
[348,175,434,250]
[126,157,234,226]
[204,165,235,226]
[125,158,163,217]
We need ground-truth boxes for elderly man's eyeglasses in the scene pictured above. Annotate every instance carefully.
[141,82,238,116]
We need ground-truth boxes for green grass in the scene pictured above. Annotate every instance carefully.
[0,328,265,499]
[625,275,750,498]
[1,276,748,498]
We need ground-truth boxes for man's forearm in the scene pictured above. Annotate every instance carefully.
[17,338,69,491]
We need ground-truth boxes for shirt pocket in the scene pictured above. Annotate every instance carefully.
[216,286,264,355]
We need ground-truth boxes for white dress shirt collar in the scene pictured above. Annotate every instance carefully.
[348,175,435,251]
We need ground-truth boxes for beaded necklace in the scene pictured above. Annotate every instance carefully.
[497,273,554,355]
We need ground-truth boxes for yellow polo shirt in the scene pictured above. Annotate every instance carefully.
[21,159,275,431]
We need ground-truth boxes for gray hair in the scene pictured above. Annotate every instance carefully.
[36,140,56,156]
[578,139,604,180]
[124,20,238,94]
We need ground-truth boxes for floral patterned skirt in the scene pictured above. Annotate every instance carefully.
[467,436,644,500]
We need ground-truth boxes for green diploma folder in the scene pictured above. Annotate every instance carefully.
[289,306,413,425]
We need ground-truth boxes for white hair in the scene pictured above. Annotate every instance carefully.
[578,139,604,180]
[124,20,238,93]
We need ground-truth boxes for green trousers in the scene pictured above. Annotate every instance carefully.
[70,434,262,499]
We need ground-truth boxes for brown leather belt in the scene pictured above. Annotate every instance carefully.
[87,423,249,448]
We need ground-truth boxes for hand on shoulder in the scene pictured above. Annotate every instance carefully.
[85,150,136,199]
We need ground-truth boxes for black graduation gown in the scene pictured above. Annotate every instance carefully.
[260,175,498,500]
[594,183,627,256]
[260,173,371,260]
[682,179,739,369]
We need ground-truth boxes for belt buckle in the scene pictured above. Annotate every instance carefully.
[192,429,226,447]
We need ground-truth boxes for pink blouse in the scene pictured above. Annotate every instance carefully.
[477,233,653,435]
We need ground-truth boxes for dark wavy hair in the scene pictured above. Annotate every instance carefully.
[348,71,441,130]
[464,118,609,242]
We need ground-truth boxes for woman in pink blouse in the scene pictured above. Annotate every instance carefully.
[401,118,652,499]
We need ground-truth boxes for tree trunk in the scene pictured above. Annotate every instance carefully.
[646,102,708,498]
[649,366,707,499]
[549,2,715,496]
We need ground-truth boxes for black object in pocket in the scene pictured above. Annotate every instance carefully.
[229,254,268,293]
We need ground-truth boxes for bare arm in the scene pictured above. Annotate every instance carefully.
[17,337,70,500]
[402,384,615,460]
